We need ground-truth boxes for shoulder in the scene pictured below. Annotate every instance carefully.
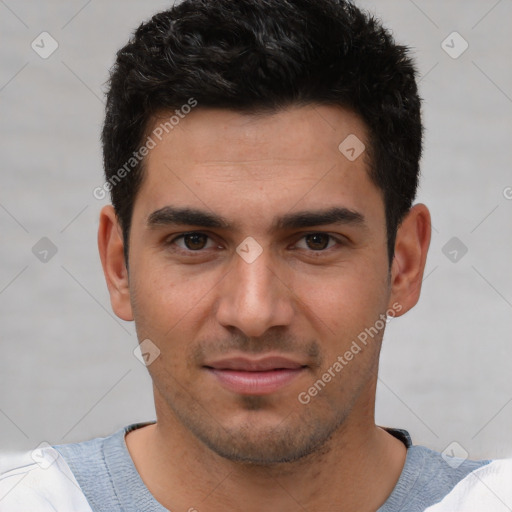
[406,444,491,505]
[0,422,154,512]
[379,436,492,512]
[51,423,153,511]
[0,446,92,511]
[408,444,491,491]
[51,427,126,511]
[424,458,512,511]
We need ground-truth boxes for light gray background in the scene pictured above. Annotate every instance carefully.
[0,0,511,461]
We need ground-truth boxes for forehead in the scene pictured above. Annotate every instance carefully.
[147,105,367,169]
[134,105,384,230]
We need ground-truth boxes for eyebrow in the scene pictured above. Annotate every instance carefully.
[146,206,366,231]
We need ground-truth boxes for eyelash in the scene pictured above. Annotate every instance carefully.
[166,231,345,255]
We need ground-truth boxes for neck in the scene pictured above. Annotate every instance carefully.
[126,395,407,512]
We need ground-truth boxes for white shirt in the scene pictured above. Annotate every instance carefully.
[0,447,92,512]
[425,459,512,512]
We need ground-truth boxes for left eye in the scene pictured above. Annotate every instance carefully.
[295,233,338,251]
[173,233,215,251]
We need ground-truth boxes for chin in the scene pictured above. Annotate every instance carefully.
[190,409,341,466]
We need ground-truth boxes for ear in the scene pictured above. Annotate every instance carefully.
[388,203,431,316]
[97,205,133,321]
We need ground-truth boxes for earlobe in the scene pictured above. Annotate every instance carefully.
[388,203,431,316]
[97,205,134,321]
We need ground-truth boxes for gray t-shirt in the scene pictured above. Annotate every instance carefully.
[54,422,490,512]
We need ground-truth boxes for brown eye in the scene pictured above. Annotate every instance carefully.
[304,233,331,250]
[183,233,208,250]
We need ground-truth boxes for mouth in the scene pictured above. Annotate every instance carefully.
[203,356,308,395]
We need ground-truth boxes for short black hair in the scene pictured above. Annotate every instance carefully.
[102,0,422,265]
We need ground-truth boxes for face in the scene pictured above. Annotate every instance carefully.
[108,105,407,464]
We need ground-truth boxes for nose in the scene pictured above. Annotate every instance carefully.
[215,245,295,338]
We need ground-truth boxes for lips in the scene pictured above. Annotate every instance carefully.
[204,356,306,372]
[204,355,307,395]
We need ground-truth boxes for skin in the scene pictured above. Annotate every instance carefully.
[98,104,431,512]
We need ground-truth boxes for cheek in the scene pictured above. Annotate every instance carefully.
[130,272,203,381]
[288,260,389,337]
[130,270,173,333]
[129,259,220,344]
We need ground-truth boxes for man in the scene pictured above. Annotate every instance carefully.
[1,0,508,510]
